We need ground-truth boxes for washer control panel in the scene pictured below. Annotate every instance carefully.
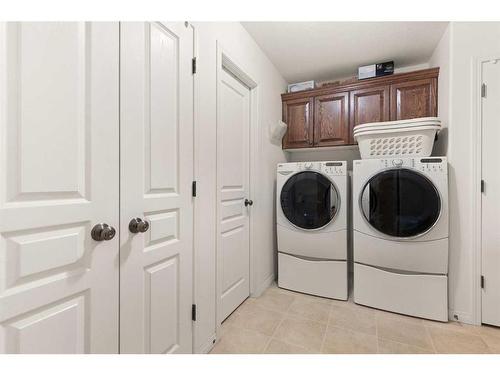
[277,161,346,176]
[321,161,346,176]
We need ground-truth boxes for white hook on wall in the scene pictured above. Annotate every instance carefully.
[269,120,287,145]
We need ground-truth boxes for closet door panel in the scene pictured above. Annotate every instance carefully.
[0,22,120,353]
[120,22,194,354]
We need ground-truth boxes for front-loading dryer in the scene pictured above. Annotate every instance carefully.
[352,157,449,321]
[277,161,347,300]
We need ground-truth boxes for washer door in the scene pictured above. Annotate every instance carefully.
[280,171,339,230]
[360,169,441,238]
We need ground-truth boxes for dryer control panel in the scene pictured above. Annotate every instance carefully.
[416,158,447,174]
[378,157,447,174]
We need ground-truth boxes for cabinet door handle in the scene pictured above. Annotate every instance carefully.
[244,199,253,207]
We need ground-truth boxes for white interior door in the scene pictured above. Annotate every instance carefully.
[481,59,500,326]
[217,67,251,323]
[0,22,119,353]
[120,22,194,354]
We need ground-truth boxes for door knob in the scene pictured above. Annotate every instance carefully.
[91,223,116,241]
[244,199,253,207]
[129,218,150,233]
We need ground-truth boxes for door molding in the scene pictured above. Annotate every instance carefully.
[471,56,500,326]
[215,42,259,331]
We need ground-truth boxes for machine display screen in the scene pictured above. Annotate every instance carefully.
[420,158,443,163]
[325,162,343,167]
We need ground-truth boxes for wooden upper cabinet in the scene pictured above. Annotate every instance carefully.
[314,92,349,146]
[282,97,314,148]
[390,78,437,120]
[280,68,439,149]
[349,86,390,143]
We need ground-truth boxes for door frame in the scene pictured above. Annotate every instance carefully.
[215,42,260,330]
[471,55,500,325]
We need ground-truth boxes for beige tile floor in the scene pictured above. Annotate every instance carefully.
[210,284,500,354]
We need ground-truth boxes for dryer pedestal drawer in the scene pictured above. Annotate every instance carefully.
[278,253,347,300]
[353,231,448,274]
[354,263,448,321]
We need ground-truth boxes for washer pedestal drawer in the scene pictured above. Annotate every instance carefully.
[277,225,347,259]
[354,263,448,321]
[278,253,347,300]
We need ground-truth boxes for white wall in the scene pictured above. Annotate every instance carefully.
[193,22,287,353]
[429,25,451,156]
[394,62,430,74]
[440,22,500,324]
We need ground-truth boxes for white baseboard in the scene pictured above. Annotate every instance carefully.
[195,333,217,354]
[449,309,477,325]
[251,273,275,298]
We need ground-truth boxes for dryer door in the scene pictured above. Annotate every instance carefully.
[280,171,339,230]
[360,169,441,238]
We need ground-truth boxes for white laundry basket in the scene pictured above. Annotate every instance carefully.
[354,125,440,159]
[353,120,441,133]
[354,117,440,131]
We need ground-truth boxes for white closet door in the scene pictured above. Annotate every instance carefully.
[481,59,500,326]
[217,68,251,323]
[120,22,194,354]
[0,22,120,353]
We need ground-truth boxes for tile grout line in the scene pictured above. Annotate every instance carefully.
[271,292,327,353]
[425,325,438,354]
[261,335,273,354]
[266,293,295,352]
[319,304,333,353]
[376,313,436,352]
[268,303,289,345]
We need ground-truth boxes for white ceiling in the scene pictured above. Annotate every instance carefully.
[241,22,448,83]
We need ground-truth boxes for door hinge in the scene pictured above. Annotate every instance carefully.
[481,83,487,98]
[192,304,197,321]
[481,275,485,289]
[481,179,485,193]
[192,57,197,74]
[192,181,197,197]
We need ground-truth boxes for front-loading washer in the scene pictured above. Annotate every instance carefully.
[277,161,347,300]
[352,157,449,321]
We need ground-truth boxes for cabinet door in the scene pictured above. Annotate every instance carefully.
[120,22,194,354]
[314,92,349,146]
[390,78,437,120]
[350,86,390,143]
[283,97,314,148]
[0,22,119,353]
